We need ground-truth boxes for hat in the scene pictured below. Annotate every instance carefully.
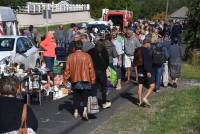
[143,37,151,44]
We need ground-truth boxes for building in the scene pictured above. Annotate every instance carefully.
[18,0,90,14]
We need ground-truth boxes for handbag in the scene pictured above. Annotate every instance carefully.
[18,104,27,134]
[3,104,36,134]
[87,96,99,114]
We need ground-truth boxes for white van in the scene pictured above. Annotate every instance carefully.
[0,36,40,69]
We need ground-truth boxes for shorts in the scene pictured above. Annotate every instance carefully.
[124,54,134,68]
[138,74,155,85]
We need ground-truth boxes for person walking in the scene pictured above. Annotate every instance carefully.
[65,23,77,45]
[134,38,155,106]
[67,32,82,56]
[54,24,66,47]
[162,35,171,87]
[169,37,183,88]
[104,33,118,66]
[124,29,141,83]
[81,33,111,108]
[152,37,169,92]
[40,32,57,71]
[64,41,96,120]
[111,30,124,90]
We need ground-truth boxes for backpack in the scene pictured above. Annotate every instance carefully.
[152,46,165,66]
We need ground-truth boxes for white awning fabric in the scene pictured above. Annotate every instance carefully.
[0,6,17,22]
[170,6,188,19]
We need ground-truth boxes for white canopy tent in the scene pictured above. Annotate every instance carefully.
[169,6,188,20]
[0,6,18,36]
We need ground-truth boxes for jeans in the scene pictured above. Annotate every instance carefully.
[154,65,163,91]
[73,89,89,109]
[44,56,54,71]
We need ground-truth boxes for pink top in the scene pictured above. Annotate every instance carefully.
[40,35,56,57]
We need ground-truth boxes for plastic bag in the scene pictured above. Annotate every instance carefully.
[106,66,117,87]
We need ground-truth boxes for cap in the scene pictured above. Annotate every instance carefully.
[143,37,151,44]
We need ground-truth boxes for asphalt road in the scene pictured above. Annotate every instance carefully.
[31,82,137,134]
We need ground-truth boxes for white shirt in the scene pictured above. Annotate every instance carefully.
[112,39,124,66]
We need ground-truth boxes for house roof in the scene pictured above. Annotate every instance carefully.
[170,6,188,19]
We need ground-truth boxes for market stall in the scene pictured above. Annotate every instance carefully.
[0,58,71,105]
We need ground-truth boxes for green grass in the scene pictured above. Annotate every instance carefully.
[181,63,200,80]
[94,87,200,134]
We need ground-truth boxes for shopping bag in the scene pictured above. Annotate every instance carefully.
[87,96,99,114]
[106,66,117,87]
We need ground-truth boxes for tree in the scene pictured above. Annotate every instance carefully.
[0,0,27,9]
[69,0,191,19]
[185,0,200,48]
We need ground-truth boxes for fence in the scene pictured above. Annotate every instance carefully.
[17,2,90,14]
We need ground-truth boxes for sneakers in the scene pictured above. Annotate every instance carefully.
[102,101,112,109]
[172,83,177,88]
[156,90,160,93]
[116,84,122,90]
[73,111,79,119]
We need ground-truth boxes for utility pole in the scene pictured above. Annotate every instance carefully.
[165,0,169,20]
[45,8,48,35]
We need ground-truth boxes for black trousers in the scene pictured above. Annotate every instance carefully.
[73,89,89,109]
[94,70,107,104]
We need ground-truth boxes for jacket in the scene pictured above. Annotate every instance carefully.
[104,40,118,65]
[40,35,56,57]
[169,43,183,63]
[87,41,109,72]
[64,50,96,84]
[82,41,95,52]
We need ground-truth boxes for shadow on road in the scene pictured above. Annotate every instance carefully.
[58,100,74,115]
[120,92,139,106]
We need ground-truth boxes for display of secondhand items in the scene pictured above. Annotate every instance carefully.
[53,75,71,100]
[0,60,71,102]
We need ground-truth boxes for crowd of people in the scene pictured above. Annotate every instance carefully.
[0,19,184,133]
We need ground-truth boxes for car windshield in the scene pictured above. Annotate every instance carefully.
[0,38,15,51]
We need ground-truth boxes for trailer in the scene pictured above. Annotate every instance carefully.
[103,9,133,31]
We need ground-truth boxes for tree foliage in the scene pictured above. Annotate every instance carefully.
[0,0,27,9]
[71,0,190,19]
[185,0,200,48]
[0,0,190,19]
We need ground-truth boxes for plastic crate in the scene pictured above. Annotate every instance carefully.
[53,66,63,74]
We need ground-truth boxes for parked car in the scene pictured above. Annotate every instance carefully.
[0,36,40,69]
[87,23,110,34]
